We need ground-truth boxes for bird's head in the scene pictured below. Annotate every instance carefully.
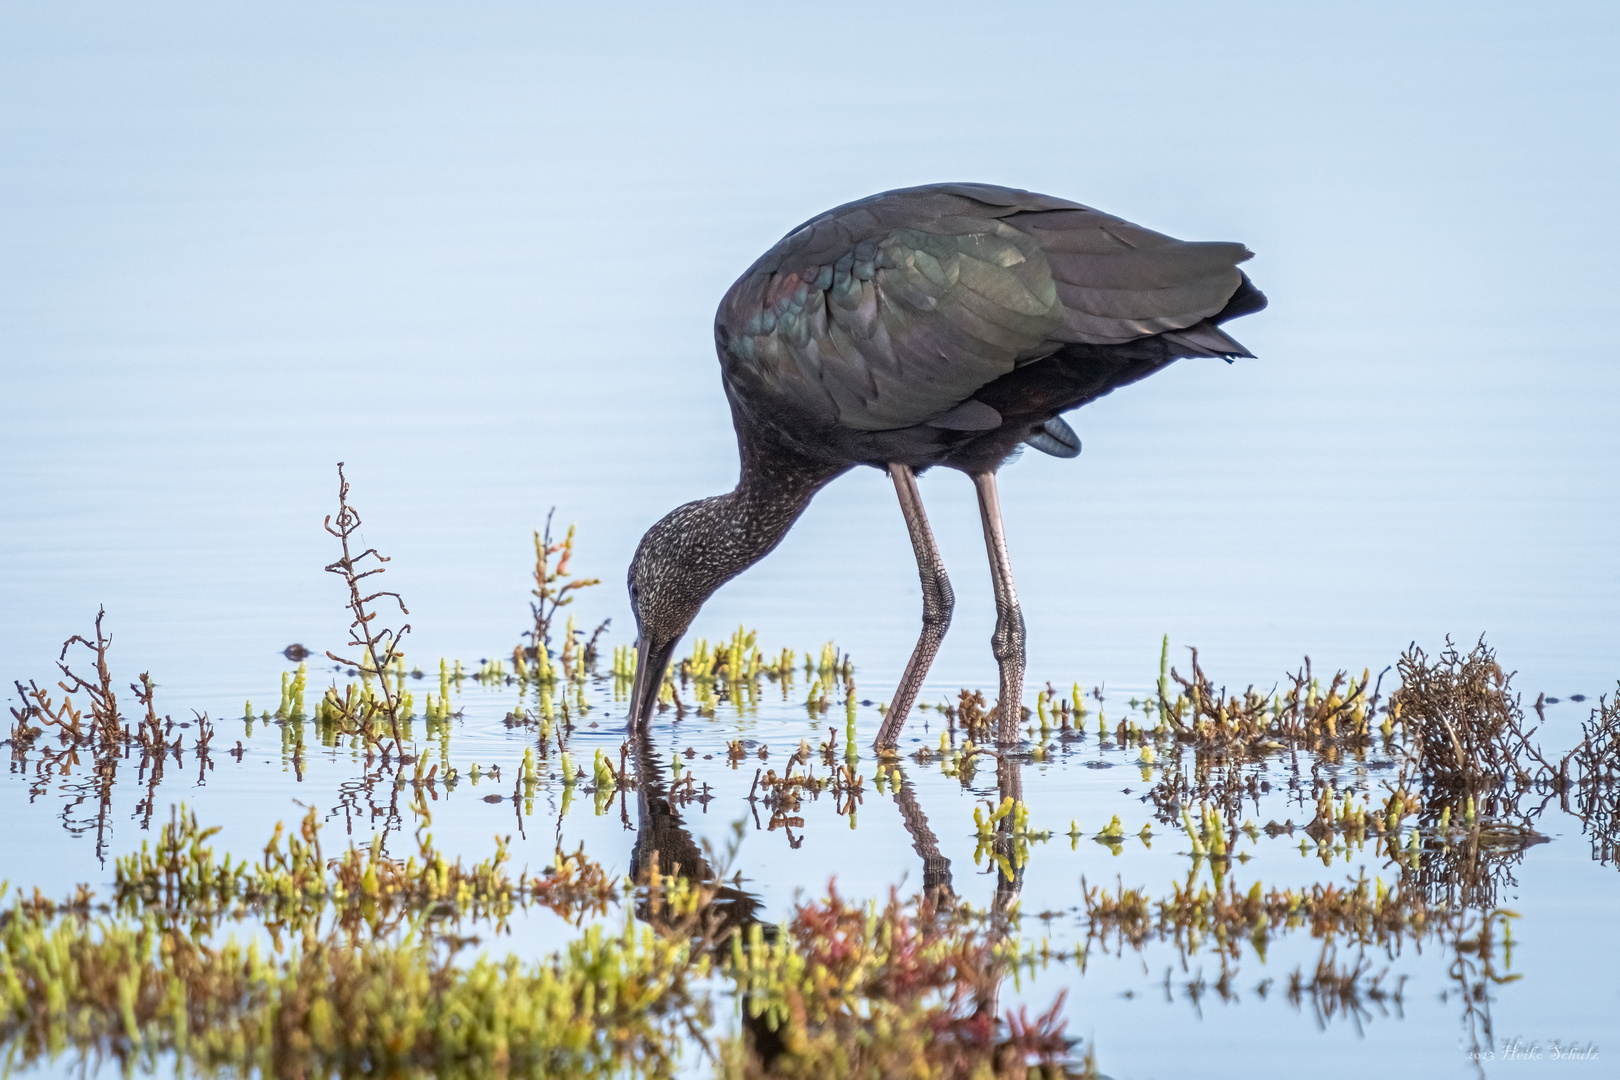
[626,497,731,729]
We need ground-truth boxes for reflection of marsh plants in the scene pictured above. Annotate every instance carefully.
[727,886,1083,1079]
[1079,869,1450,964]
[1284,941,1406,1035]
[106,804,622,936]
[1,895,704,1079]
[1,812,1094,1079]
[1559,685,1620,870]
[972,797,1051,873]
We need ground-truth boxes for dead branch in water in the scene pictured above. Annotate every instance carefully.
[323,462,411,758]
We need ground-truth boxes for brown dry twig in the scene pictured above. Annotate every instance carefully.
[54,607,120,747]
[323,462,411,757]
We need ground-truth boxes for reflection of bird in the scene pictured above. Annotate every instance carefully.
[628,732,765,938]
[626,733,787,1065]
[628,183,1265,744]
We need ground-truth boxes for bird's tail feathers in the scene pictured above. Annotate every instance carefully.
[1024,416,1081,458]
[1213,272,1268,325]
[1161,321,1255,360]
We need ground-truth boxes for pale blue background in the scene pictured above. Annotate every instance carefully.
[4,2,1616,703]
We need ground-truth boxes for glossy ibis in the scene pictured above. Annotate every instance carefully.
[627,183,1265,746]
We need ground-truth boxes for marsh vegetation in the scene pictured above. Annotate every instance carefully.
[5,468,1617,1078]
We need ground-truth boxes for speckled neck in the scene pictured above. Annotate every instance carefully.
[628,428,848,654]
[706,429,847,581]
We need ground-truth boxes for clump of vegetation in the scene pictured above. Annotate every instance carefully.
[1164,648,1380,751]
[1392,637,1554,795]
[665,633,850,719]
[0,805,700,1077]
[954,688,993,742]
[1561,684,1620,789]
[740,745,873,840]
[972,797,1050,875]
[526,509,603,680]
[8,608,217,853]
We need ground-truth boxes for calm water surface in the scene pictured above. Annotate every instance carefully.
[3,3,1618,1077]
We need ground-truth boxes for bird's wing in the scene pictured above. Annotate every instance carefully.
[717,184,1253,432]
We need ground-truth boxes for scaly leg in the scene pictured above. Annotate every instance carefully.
[972,470,1025,744]
[875,463,953,748]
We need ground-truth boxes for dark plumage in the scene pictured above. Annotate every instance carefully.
[627,183,1265,745]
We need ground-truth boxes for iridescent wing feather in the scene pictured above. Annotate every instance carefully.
[716,183,1254,433]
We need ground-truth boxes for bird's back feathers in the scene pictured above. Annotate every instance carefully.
[716,183,1260,436]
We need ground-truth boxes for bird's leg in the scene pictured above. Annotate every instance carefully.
[971,470,1025,744]
[874,463,953,748]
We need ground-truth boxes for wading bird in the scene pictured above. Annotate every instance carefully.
[627,183,1264,746]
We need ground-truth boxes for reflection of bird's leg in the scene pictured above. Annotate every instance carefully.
[979,756,1021,1030]
[996,751,1024,808]
[972,471,1026,743]
[875,463,954,748]
[893,772,955,907]
[993,754,1025,904]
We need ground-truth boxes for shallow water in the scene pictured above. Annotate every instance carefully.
[3,2,1619,1076]
[8,653,1617,1078]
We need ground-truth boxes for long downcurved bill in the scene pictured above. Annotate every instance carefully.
[628,636,678,732]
